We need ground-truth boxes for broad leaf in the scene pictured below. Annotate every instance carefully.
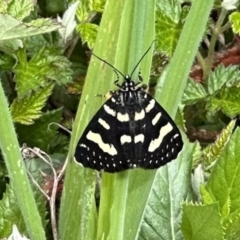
[6,0,34,20]
[136,139,194,240]
[156,0,188,56]
[229,12,240,34]
[203,127,240,237]
[16,109,62,151]
[182,78,208,105]
[14,47,72,97]
[181,202,224,240]
[208,87,240,117]
[0,14,61,41]
[76,23,98,48]
[11,83,54,124]
[207,65,239,95]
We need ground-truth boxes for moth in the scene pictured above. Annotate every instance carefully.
[75,42,183,173]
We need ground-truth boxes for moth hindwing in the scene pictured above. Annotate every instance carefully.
[75,43,183,173]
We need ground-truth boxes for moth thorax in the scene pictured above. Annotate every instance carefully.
[122,91,138,105]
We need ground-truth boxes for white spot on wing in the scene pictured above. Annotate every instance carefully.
[148,123,173,152]
[134,109,145,121]
[80,144,87,148]
[120,135,132,144]
[134,134,144,143]
[86,131,117,156]
[103,104,116,116]
[152,112,161,125]
[145,99,155,112]
[98,118,110,130]
[117,112,129,122]
[173,133,179,138]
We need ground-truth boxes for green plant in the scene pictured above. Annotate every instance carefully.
[1,0,240,239]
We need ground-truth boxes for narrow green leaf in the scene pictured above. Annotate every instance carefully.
[0,14,62,40]
[59,164,96,240]
[202,120,235,166]
[155,0,214,118]
[61,0,155,239]
[181,202,224,240]
[11,83,54,124]
[0,80,45,239]
[182,78,208,105]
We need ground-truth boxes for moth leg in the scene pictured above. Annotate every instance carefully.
[95,91,115,99]
[114,70,122,88]
[134,70,143,87]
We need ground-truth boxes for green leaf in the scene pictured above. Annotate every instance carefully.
[0,184,46,239]
[182,78,208,105]
[207,65,239,95]
[14,47,72,97]
[0,77,45,239]
[224,210,240,239]
[16,109,62,151]
[181,202,224,240]
[11,83,54,124]
[7,0,34,20]
[229,12,240,34]
[208,87,240,117]
[26,153,65,182]
[205,128,240,216]
[76,0,105,22]
[0,184,23,238]
[202,120,235,166]
[0,14,62,40]
[60,0,156,239]
[76,23,98,49]
[156,1,188,56]
[90,0,106,12]
[136,139,194,240]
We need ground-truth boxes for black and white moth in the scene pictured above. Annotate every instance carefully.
[75,43,183,173]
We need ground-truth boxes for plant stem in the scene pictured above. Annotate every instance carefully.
[203,8,227,81]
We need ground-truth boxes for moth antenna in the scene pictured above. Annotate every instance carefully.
[91,52,126,79]
[130,40,156,78]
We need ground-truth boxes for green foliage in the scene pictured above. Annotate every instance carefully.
[200,128,240,239]
[183,79,208,104]
[1,0,240,239]
[137,141,194,240]
[229,12,240,34]
[155,0,188,56]
[0,184,24,238]
[76,0,106,48]
[0,0,34,20]
[14,47,72,97]
[0,15,61,41]
[11,83,54,124]
[202,120,235,167]
[184,65,240,118]
[16,109,63,151]
[181,202,224,240]
[0,184,46,239]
